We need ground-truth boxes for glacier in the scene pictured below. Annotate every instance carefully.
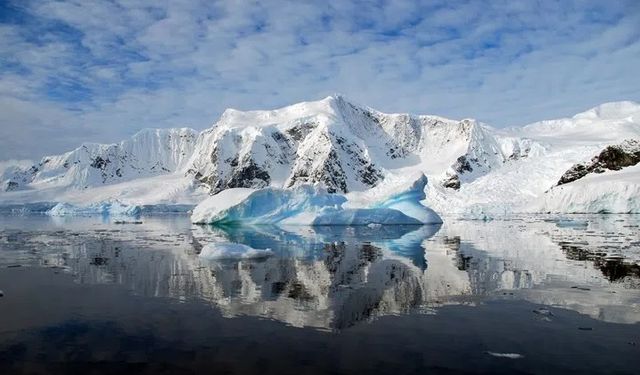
[537,164,640,213]
[47,200,141,217]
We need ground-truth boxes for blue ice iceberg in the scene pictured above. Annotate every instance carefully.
[191,186,346,225]
[191,175,442,225]
[371,174,442,224]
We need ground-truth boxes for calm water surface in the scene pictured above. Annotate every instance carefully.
[0,214,639,374]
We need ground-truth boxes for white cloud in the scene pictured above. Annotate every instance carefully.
[0,0,638,159]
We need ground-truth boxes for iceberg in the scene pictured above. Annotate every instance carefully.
[191,186,346,225]
[199,242,274,260]
[46,200,141,217]
[371,174,442,224]
[191,175,442,226]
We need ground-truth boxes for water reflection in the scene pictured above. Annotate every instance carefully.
[1,215,639,328]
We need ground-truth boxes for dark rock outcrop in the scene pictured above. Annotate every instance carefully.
[557,139,640,186]
[442,174,461,190]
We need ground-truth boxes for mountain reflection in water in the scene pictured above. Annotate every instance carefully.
[0,215,639,330]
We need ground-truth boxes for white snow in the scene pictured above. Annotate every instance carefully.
[191,186,345,225]
[47,200,141,217]
[199,243,274,260]
[1,172,209,212]
[423,101,640,217]
[537,165,640,213]
[1,96,639,217]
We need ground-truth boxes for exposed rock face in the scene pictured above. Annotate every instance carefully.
[3,181,19,192]
[186,95,513,194]
[442,174,461,190]
[1,95,536,196]
[2,164,41,192]
[453,155,474,173]
[185,96,398,194]
[557,139,640,186]
[439,121,516,190]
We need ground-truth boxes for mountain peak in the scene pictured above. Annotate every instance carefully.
[216,94,368,129]
[322,93,355,104]
[573,101,640,120]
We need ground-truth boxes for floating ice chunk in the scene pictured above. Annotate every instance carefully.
[371,174,442,224]
[191,182,441,226]
[192,186,346,225]
[108,201,142,217]
[47,200,141,217]
[199,243,273,260]
[486,352,524,359]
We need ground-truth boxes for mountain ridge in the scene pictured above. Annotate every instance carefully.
[1,96,639,215]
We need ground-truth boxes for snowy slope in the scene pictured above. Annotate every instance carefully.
[425,101,640,216]
[538,164,640,213]
[1,96,639,216]
[2,128,197,191]
[184,95,516,194]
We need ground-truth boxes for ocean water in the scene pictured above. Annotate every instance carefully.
[0,214,639,374]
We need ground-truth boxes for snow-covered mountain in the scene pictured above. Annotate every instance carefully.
[1,95,639,215]
[183,94,513,194]
[2,128,197,190]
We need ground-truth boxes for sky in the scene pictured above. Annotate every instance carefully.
[0,0,639,160]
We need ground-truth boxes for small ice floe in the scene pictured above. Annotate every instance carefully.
[533,308,554,316]
[555,219,589,228]
[486,352,524,359]
[199,243,273,260]
[533,307,554,321]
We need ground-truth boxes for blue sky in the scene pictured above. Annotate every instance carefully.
[1,0,639,160]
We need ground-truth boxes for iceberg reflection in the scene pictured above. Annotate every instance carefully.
[1,215,639,329]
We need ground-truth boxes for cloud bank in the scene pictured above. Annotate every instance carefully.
[1,0,639,160]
